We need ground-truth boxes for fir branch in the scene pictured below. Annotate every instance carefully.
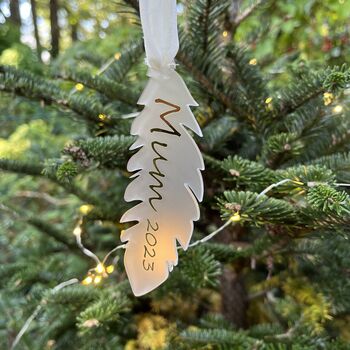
[201,116,238,151]
[0,65,119,125]
[219,191,298,226]
[0,203,78,251]
[55,68,138,106]
[0,158,98,205]
[71,135,134,169]
[225,44,267,120]
[221,155,275,190]
[77,292,130,331]
[234,0,265,27]
[100,40,144,82]
[0,158,43,176]
[309,152,350,183]
[177,49,235,112]
[181,328,257,348]
[27,217,78,251]
[270,65,350,121]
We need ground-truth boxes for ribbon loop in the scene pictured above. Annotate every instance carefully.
[139,0,179,69]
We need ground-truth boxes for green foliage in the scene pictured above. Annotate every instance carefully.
[69,135,134,169]
[77,291,130,332]
[156,246,221,297]
[310,152,350,183]
[307,185,350,215]
[219,191,297,226]
[180,328,256,349]
[221,155,274,191]
[56,161,79,183]
[323,64,350,92]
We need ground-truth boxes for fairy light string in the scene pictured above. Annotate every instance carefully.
[10,178,350,349]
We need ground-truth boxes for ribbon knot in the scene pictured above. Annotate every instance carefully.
[140,0,179,70]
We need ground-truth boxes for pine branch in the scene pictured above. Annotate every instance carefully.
[28,217,78,251]
[77,291,130,331]
[0,65,119,125]
[177,50,236,113]
[55,68,138,106]
[181,328,256,348]
[225,44,267,121]
[0,158,98,205]
[269,65,350,121]
[71,135,135,169]
[221,155,275,191]
[309,152,350,183]
[100,40,144,82]
[0,203,78,251]
[0,158,43,176]
[234,0,265,27]
[201,116,238,151]
[219,191,298,226]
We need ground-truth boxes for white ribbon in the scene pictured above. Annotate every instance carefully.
[139,0,179,70]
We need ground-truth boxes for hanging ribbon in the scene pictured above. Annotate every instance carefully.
[139,0,179,70]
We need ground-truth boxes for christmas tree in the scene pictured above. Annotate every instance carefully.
[0,0,350,349]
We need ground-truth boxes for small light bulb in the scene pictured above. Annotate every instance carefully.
[114,52,121,60]
[320,24,329,37]
[82,276,93,285]
[249,58,257,65]
[95,263,105,274]
[94,275,102,284]
[333,105,343,114]
[106,265,114,274]
[75,83,84,91]
[230,213,241,222]
[222,30,228,38]
[98,113,107,121]
[323,92,334,106]
[79,204,94,215]
[73,227,82,236]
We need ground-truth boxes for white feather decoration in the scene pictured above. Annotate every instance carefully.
[120,68,204,296]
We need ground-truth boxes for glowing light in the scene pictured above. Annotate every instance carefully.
[75,83,84,91]
[320,24,329,37]
[94,275,102,284]
[79,204,94,215]
[333,105,343,114]
[222,31,228,38]
[106,265,115,274]
[230,213,241,222]
[114,52,121,60]
[73,226,82,236]
[98,113,107,121]
[249,58,257,65]
[82,276,93,285]
[265,97,273,104]
[95,263,105,274]
[323,92,334,106]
